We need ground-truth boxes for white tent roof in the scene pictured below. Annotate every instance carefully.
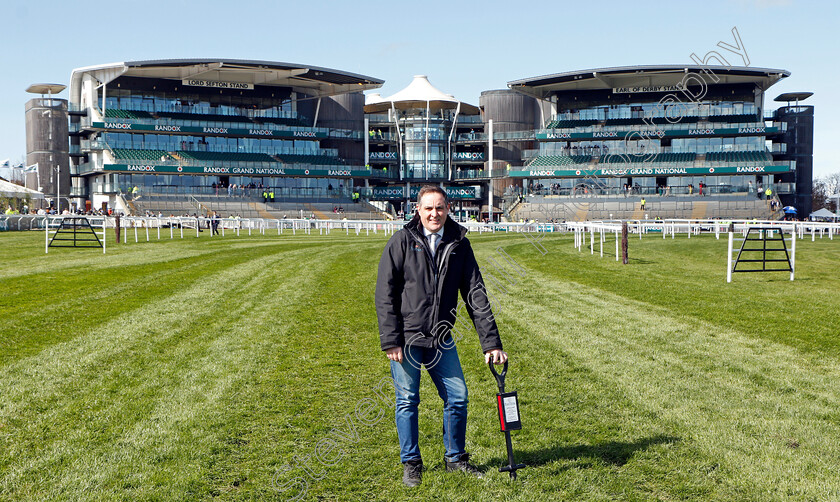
[809,208,837,219]
[365,93,385,106]
[364,75,479,114]
[0,178,45,199]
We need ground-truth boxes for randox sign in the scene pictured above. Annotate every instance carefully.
[103,164,369,177]
[91,122,327,139]
[508,164,793,178]
[536,126,780,141]
[371,186,480,200]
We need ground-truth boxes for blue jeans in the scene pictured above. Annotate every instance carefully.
[390,344,469,463]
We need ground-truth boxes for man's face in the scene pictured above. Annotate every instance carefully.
[418,192,448,233]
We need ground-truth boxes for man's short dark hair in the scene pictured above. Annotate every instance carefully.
[417,185,448,205]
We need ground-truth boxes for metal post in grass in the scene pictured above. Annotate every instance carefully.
[145,220,149,242]
[180,219,184,239]
[170,218,174,239]
[45,216,49,254]
[134,222,138,243]
[157,218,161,240]
[726,223,734,283]
[115,215,121,244]
[621,222,629,265]
[102,218,106,254]
[590,226,594,254]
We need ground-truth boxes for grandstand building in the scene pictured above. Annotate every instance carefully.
[505,65,813,220]
[364,75,494,219]
[36,61,813,221]
[65,59,383,215]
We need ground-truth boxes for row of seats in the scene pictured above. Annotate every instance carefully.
[707,114,761,123]
[529,155,591,167]
[705,151,772,162]
[530,151,767,166]
[599,152,696,163]
[112,148,173,161]
[546,114,762,129]
[178,151,277,163]
[156,111,253,123]
[104,109,154,119]
[276,154,345,165]
[544,119,600,129]
[112,148,346,166]
[602,116,701,126]
[102,108,307,127]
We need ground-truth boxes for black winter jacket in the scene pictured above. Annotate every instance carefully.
[375,215,503,353]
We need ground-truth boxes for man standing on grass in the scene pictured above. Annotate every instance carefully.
[211,211,220,235]
[376,185,508,487]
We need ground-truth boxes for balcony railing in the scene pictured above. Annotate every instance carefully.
[81,115,358,138]
[453,168,508,180]
[491,130,536,141]
[456,115,484,124]
[367,132,398,141]
[538,120,787,135]
[455,132,487,142]
[522,183,793,198]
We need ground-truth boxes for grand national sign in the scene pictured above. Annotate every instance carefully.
[103,164,369,177]
[508,164,793,178]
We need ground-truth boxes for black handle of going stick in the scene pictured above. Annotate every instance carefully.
[488,359,508,393]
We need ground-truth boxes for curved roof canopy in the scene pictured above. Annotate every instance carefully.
[508,65,790,100]
[26,83,67,95]
[775,92,813,102]
[70,59,383,99]
[364,75,479,114]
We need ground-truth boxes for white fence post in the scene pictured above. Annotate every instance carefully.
[726,229,733,283]
[790,228,796,281]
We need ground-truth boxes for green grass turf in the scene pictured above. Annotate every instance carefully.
[0,228,839,501]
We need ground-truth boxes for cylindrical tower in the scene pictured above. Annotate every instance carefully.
[25,97,70,210]
[480,89,541,165]
[480,89,542,196]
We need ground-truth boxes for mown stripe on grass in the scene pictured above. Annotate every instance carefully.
[501,266,840,500]
[0,243,345,500]
[0,240,327,366]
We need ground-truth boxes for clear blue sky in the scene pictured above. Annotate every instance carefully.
[1,0,836,177]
